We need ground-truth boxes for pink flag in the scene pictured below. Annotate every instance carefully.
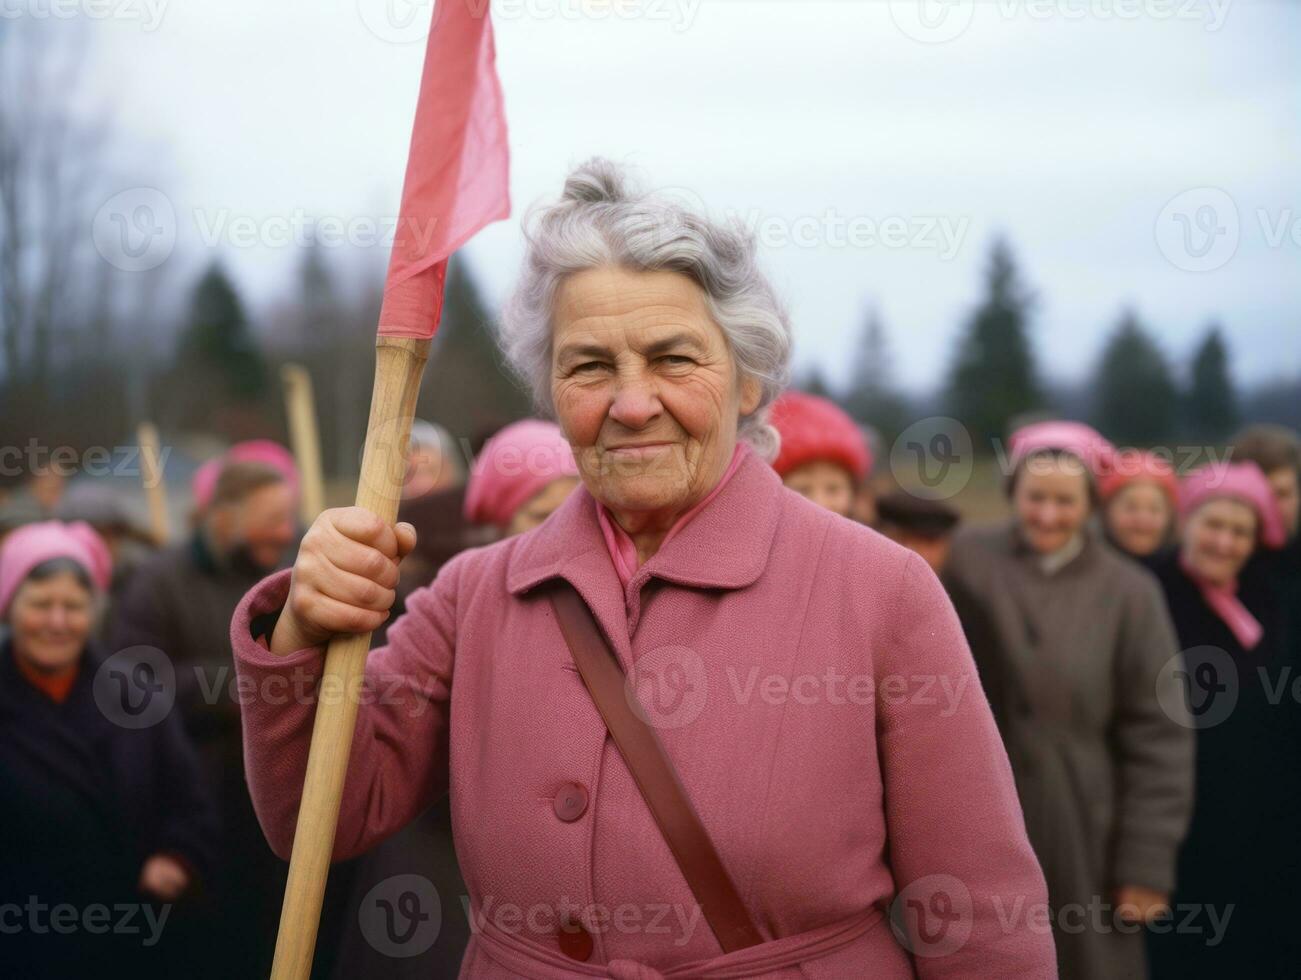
[378,1,510,340]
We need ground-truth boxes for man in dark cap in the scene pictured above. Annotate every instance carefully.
[875,489,962,575]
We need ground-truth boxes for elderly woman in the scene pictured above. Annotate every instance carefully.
[1146,464,1301,979]
[1099,451,1178,565]
[943,421,1194,980]
[231,159,1054,977]
[0,521,216,977]
[768,390,872,518]
[464,419,581,536]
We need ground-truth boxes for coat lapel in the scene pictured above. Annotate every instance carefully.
[506,446,786,667]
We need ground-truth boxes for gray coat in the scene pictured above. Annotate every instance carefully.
[944,522,1194,980]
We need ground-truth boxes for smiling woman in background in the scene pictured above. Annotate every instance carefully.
[943,420,1194,980]
[767,389,872,518]
[0,521,216,979]
[463,418,581,537]
[1099,450,1179,565]
[1146,462,1301,979]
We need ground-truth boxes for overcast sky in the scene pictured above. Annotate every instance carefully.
[82,0,1300,393]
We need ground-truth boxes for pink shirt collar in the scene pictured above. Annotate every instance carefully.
[595,442,749,589]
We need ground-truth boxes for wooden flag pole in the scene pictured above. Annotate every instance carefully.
[270,337,430,980]
[280,363,327,524]
[136,421,170,545]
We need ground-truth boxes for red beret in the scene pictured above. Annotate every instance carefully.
[769,391,871,481]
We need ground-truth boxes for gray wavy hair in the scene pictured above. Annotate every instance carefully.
[497,157,792,459]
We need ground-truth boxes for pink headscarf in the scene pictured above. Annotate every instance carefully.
[1179,462,1286,550]
[192,440,301,512]
[1178,462,1287,650]
[0,521,113,618]
[1007,420,1115,478]
[464,420,579,529]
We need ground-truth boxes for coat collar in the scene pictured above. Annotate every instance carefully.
[506,445,786,601]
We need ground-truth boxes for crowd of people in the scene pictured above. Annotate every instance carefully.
[2,158,1299,979]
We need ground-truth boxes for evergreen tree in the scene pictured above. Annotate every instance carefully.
[944,238,1040,451]
[844,306,907,440]
[797,364,835,401]
[416,254,530,443]
[1091,309,1179,445]
[1184,324,1238,441]
[168,262,269,437]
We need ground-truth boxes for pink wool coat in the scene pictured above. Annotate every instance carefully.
[231,447,1055,978]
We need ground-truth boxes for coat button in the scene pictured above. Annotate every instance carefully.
[553,782,588,822]
[558,916,593,961]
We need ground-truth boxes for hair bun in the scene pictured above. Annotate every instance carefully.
[561,157,630,205]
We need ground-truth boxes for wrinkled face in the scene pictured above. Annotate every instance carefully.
[1012,458,1092,555]
[8,572,93,673]
[551,266,760,521]
[213,482,297,572]
[1265,466,1299,538]
[507,476,579,537]
[783,460,855,518]
[1182,497,1257,586]
[1105,480,1173,557]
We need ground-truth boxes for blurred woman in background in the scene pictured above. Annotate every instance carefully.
[1099,450,1178,565]
[463,418,580,537]
[0,521,216,978]
[944,421,1194,980]
[767,390,871,517]
[1146,463,1301,978]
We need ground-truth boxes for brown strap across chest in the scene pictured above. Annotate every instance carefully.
[547,582,764,954]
